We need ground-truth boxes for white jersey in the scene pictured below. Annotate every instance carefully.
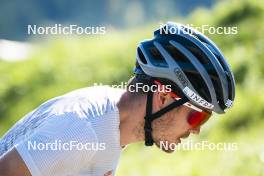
[0,86,125,176]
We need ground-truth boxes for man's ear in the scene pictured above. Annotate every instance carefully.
[154,91,171,109]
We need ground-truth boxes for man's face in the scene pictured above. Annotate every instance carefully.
[151,92,205,153]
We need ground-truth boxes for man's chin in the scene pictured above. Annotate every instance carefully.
[162,148,175,153]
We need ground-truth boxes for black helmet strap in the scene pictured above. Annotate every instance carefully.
[144,90,189,146]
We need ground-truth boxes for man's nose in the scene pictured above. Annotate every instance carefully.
[190,127,200,135]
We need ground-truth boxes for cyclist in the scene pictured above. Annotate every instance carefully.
[0,22,235,176]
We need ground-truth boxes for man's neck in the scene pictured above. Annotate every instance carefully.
[117,91,146,146]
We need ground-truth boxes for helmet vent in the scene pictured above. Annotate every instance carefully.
[187,46,209,65]
[165,44,190,63]
[137,48,147,64]
[226,72,234,100]
[185,71,211,102]
[148,46,168,67]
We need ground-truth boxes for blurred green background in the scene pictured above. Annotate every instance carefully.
[0,0,264,175]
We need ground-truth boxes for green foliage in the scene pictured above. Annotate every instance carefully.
[0,0,264,175]
[216,0,263,26]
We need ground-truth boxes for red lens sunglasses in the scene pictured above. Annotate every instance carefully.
[154,80,212,128]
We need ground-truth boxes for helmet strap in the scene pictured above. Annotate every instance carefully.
[144,90,189,146]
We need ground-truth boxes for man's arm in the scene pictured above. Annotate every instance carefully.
[0,147,31,176]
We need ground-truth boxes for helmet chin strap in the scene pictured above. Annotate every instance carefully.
[144,90,189,146]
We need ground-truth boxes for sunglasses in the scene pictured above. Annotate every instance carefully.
[154,80,212,128]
